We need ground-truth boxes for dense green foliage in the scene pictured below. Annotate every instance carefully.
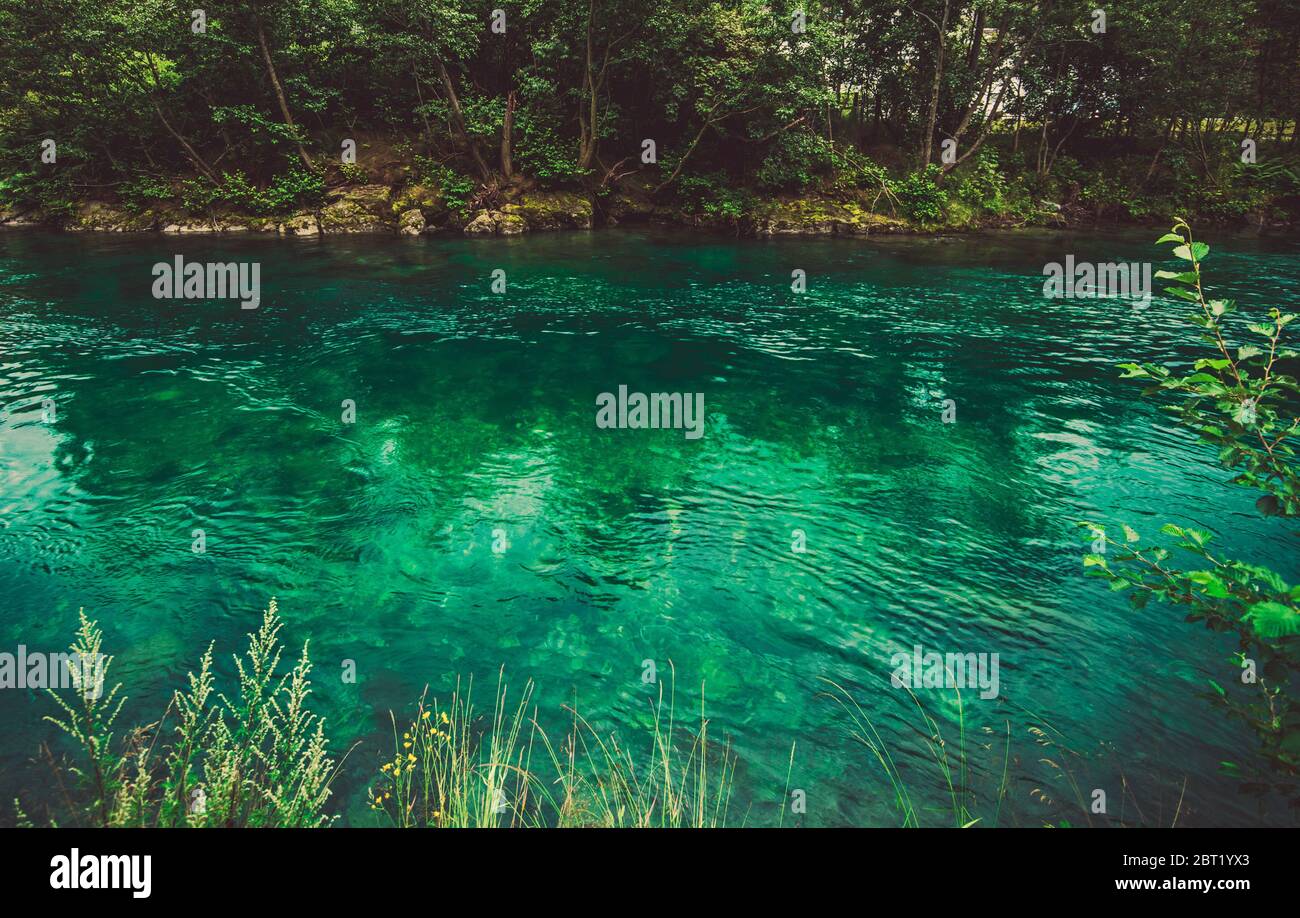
[1084,222,1300,805]
[0,0,1296,227]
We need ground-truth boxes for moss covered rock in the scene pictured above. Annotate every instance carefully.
[398,208,426,236]
[750,197,909,236]
[318,183,392,234]
[280,212,321,236]
[390,184,444,220]
[463,209,529,235]
[71,202,158,232]
[515,191,592,231]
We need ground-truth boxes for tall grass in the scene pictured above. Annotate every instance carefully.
[34,601,1142,828]
[367,663,736,828]
[822,677,1185,827]
[821,677,1008,827]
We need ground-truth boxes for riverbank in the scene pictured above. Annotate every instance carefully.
[0,184,995,238]
[5,184,1291,240]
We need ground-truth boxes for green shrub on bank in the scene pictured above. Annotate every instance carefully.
[415,157,476,218]
[891,165,947,224]
[180,169,326,217]
[120,177,177,214]
[0,170,76,219]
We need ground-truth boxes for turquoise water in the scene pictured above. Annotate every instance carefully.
[1,227,1297,826]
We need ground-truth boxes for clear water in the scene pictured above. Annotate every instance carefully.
[1,227,1297,826]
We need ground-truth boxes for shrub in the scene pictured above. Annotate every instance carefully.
[891,165,947,224]
[515,114,584,184]
[119,176,176,214]
[954,150,1006,214]
[1083,220,1300,800]
[41,600,336,827]
[415,157,476,217]
[0,170,76,219]
[674,171,756,222]
[339,162,369,185]
[753,131,836,193]
[181,169,325,217]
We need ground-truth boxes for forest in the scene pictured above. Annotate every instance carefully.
[1,0,1298,233]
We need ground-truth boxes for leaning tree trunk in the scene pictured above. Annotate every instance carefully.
[254,13,314,171]
[436,61,492,181]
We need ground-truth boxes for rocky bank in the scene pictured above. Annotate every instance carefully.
[0,182,937,238]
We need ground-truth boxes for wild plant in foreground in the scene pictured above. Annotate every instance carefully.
[1083,221,1299,801]
[822,678,1180,827]
[822,677,1006,827]
[41,599,337,827]
[369,673,544,827]
[368,665,736,828]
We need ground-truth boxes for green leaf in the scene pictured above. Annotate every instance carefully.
[1243,601,1300,638]
[1187,570,1229,598]
[1155,233,1183,245]
[1122,524,1140,542]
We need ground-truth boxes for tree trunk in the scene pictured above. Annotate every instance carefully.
[918,0,952,169]
[1143,116,1176,184]
[153,102,219,183]
[143,53,219,183]
[254,13,314,171]
[437,61,492,180]
[501,91,516,179]
[578,0,599,172]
